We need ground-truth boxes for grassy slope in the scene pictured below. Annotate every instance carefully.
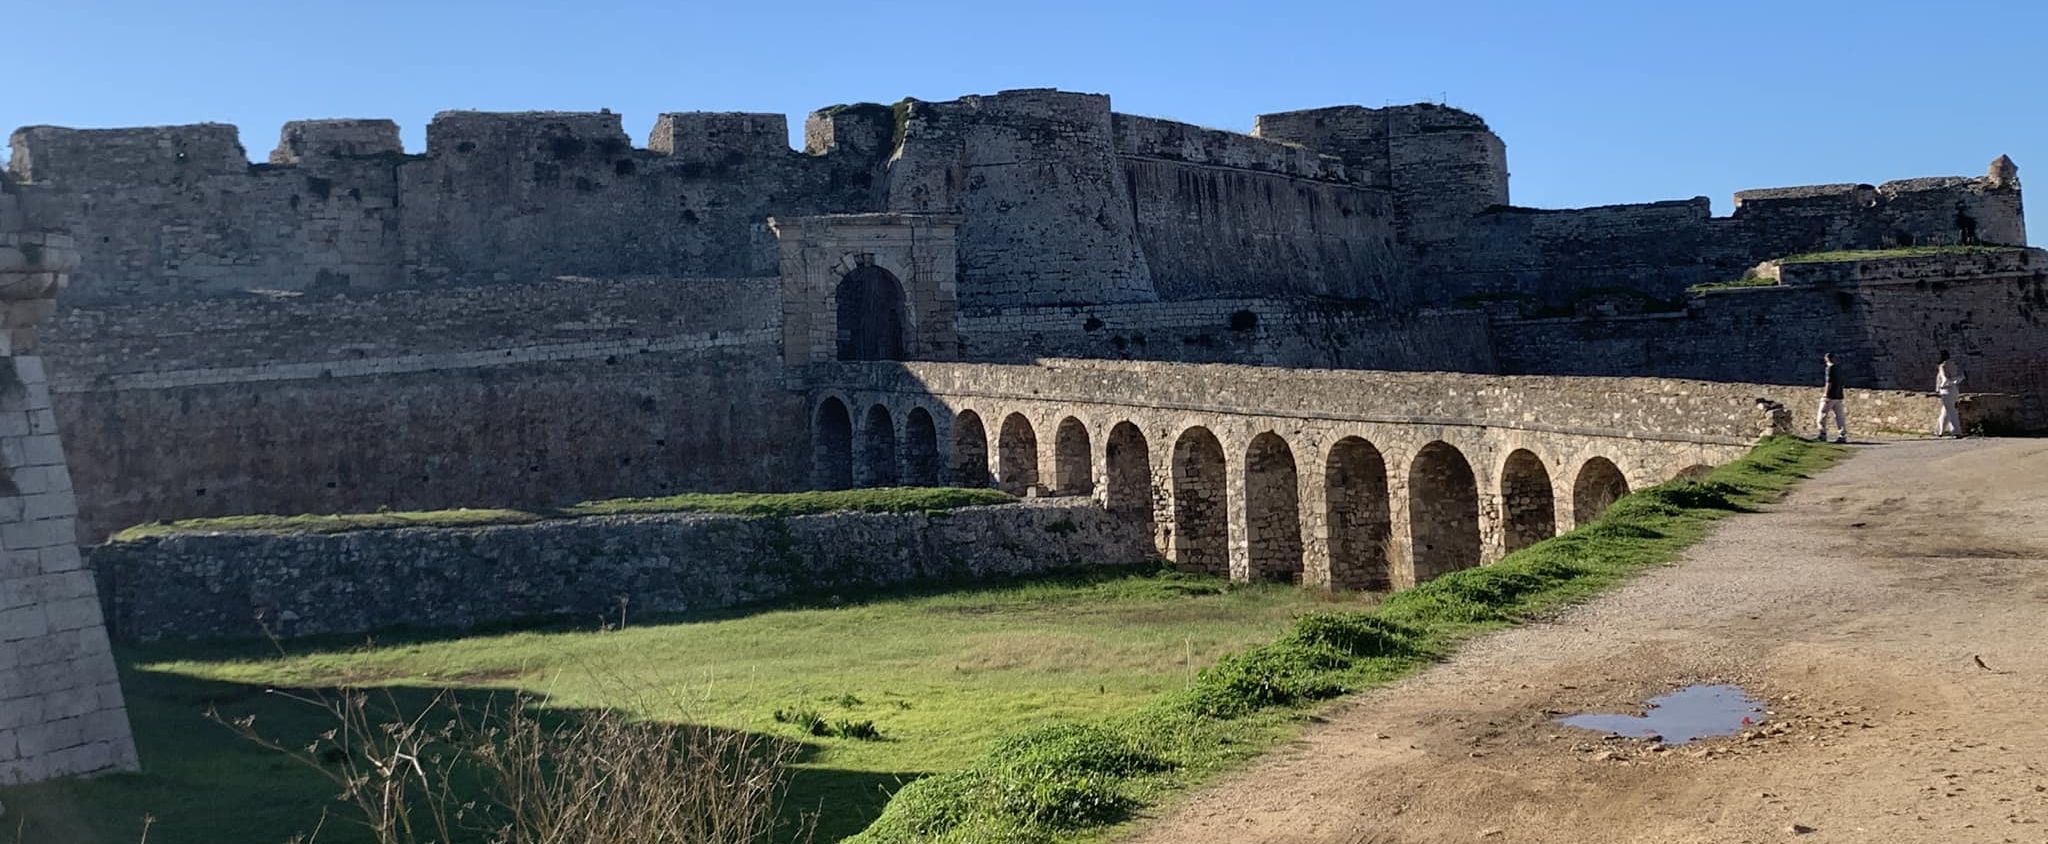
[108,487,1015,541]
[0,570,1339,844]
[849,436,1847,843]
[1777,244,2021,263]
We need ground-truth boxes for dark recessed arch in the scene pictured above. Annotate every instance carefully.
[1245,432,1304,584]
[1573,457,1630,524]
[1325,436,1391,590]
[859,404,899,487]
[835,265,908,361]
[996,413,1040,496]
[1500,449,1556,554]
[814,397,853,490]
[1408,441,1481,582]
[903,407,943,486]
[1052,417,1094,496]
[1170,426,1229,577]
[952,410,991,488]
[1105,421,1153,521]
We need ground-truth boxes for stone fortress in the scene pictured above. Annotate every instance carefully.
[0,87,2038,782]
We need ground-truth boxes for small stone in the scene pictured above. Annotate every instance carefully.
[1788,823,1816,834]
[1591,750,1619,762]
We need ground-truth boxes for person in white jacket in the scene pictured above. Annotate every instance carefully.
[1934,350,1965,437]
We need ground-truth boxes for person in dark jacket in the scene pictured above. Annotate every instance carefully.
[1815,353,1848,443]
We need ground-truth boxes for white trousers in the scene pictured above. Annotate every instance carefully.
[1935,390,1961,436]
[1816,398,1847,438]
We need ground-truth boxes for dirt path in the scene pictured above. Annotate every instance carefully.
[1125,439,2048,844]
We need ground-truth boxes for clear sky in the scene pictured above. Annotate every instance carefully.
[7,0,2043,244]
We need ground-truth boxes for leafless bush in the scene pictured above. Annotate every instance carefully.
[213,688,810,844]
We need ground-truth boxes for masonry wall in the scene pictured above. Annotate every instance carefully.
[958,298,1495,372]
[10,113,887,304]
[1492,250,2048,430]
[884,90,1156,307]
[94,500,1153,641]
[1112,114,1402,303]
[42,277,806,541]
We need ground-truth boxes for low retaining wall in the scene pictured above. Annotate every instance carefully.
[93,500,1152,641]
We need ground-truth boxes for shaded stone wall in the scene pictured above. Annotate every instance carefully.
[41,277,805,541]
[1491,249,2048,430]
[958,298,1495,372]
[94,500,1153,641]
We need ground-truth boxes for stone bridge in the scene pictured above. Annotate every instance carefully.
[810,359,1777,591]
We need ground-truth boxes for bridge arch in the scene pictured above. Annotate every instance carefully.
[1245,432,1304,584]
[903,407,942,486]
[1325,436,1392,590]
[1408,441,1481,583]
[952,410,991,488]
[1573,456,1630,524]
[1170,426,1229,576]
[1499,448,1556,554]
[859,404,899,486]
[1104,421,1152,519]
[814,397,854,489]
[997,413,1041,495]
[1053,417,1094,496]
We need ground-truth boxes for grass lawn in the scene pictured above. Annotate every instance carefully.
[108,487,1015,541]
[0,568,1343,844]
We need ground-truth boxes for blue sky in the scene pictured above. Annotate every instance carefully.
[7,0,2043,243]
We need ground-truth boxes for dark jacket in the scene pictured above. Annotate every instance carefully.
[1823,362,1843,400]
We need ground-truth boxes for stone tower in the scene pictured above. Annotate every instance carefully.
[1989,154,2020,189]
[0,208,139,783]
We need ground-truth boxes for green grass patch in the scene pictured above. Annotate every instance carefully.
[1777,245,2022,264]
[1688,274,1778,293]
[0,567,1334,844]
[108,487,1016,542]
[849,435,1847,843]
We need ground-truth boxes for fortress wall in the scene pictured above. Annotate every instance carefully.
[1254,104,1508,246]
[884,90,1156,307]
[9,125,410,302]
[1420,199,1748,304]
[9,114,887,304]
[41,277,805,541]
[959,298,1494,372]
[1119,158,1401,301]
[94,499,1152,641]
[1491,253,2048,431]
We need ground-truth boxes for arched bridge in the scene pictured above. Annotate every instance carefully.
[810,360,1769,590]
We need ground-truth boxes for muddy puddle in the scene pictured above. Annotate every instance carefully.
[1559,684,1765,744]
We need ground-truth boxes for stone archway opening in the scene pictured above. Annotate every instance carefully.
[1170,427,1229,577]
[1105,421,1153,522]
[1573,457,1630,524]
[1408,441,1481,583]
[859,405,899,487]
[1245,432,1304,584]
[814,397,853,490]
[1325,436,1391,591]
[1053,417,1094,496]
[835,265,908,361]
[952,410,991,487]
[903,407,941,486]
[997,413,1040,495]
[1500,449,1556,554]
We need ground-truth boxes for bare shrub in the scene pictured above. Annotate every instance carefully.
[214,689,809,844]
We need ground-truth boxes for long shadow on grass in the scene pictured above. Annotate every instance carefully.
[0,660,915,844]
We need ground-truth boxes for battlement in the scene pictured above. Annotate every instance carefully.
[1111,113,1352,182]
[648,112,793,166]
[424,110,632,158]
[269,119,402,164]
[9,123,248,183]
[1731,157,2026,249]
[1253,102,1507,245]
[803,103,897,157]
